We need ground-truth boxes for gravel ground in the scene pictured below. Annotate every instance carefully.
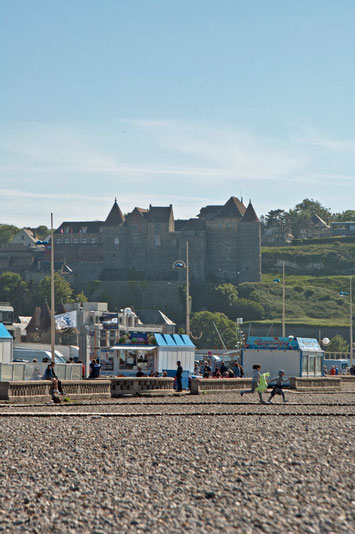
[0,392,354,533]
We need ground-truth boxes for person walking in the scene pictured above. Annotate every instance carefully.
[267,370,288,403]
[240,364,266,404]
[176,360,183,392]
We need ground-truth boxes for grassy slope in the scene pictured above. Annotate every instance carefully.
[238,274,352,327]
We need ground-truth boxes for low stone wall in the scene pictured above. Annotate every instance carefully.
[338,375,355,390]
[0,380,111,403]
[111,377,175,397]
[190,378,252,395]
[289,377,342,391]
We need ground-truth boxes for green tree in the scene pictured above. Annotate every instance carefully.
[210,284,264,321]
[264,209,290,242]
[325,335,349,353]
[0,224,19,244]
[294,199,332,222]
[190,311,241,349]
[75,290,88,303]
[0,271,29,315]
[34,225,49,240]
[38,273,74,305]
[212,283,239,312]
[332,210,355,222]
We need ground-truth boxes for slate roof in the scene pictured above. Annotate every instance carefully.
[105,200,125,225]
[216,197,246,218]
[241,202,259,222]
[146,205,173,223]
[197,205,223,218]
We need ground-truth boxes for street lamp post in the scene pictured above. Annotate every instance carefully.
[173,241,191,337]
[50,213,55,364]
[185,241,190,337]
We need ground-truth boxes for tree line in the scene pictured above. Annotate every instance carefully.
[262,198,355,241]
[0,271,87,316]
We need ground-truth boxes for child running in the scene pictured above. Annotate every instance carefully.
[267,370,288,404]
[240,364,266,404]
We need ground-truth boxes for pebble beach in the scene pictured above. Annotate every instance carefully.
[0,391,354,533]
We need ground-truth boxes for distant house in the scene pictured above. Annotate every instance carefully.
[11,228,38,248]
[330,221,355,237]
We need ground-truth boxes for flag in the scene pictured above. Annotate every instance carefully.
[55,311,77,330]
[273,278,280,283]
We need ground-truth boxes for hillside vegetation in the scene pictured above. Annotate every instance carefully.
[237,274,353,327]
[262,242,355,275]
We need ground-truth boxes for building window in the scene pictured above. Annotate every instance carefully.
[73,238,78,244]
[82,238,87,244]
[155,222,160,231]
[154,235,161,247]
[64,238,69,244]
[80,226,87,233]
[91,238,96,244]
[132,236,139,247]
[56,239,61,244]
[64,226,70,234]
[114,237,119,245]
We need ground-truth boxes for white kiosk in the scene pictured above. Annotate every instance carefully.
[241,336,324,380]
[99,332,195,377]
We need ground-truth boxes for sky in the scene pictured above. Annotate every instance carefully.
[0,0,354,227]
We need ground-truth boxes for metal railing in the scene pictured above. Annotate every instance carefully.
[323,352,351,360]
[0,363,82,382]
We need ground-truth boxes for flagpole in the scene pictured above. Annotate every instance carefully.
[50,213,55,364]
[350,276,353,366]
[282,260,286,337]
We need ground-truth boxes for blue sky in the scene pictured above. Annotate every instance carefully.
[0,0,354,227]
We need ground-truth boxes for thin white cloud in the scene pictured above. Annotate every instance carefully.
[0,118,353,225]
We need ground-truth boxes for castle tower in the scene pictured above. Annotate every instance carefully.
[237,201,261,283]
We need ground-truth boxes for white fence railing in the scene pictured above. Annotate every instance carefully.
[0,363,82,382]
[323,352,351,360]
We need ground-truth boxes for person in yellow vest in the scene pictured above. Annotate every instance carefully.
[240,364,267,404]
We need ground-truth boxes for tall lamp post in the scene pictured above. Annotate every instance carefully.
[50,213,55,364]
[173,241,191,337]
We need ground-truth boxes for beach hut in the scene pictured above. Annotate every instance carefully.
[241,336,324,379]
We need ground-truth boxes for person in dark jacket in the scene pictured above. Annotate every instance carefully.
[43,363,64,395]
[176,361,183,392]
[89,359,101,378]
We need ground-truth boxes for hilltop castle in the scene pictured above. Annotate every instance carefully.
[54,196,261,285]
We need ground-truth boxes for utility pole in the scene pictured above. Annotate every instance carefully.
[350,276,353,366]
[282,260,286,337]
[50,213,55,364]
[186,241,190,337]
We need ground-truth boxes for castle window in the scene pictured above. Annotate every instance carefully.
[114,237,119,245]
[154,235,161,247]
